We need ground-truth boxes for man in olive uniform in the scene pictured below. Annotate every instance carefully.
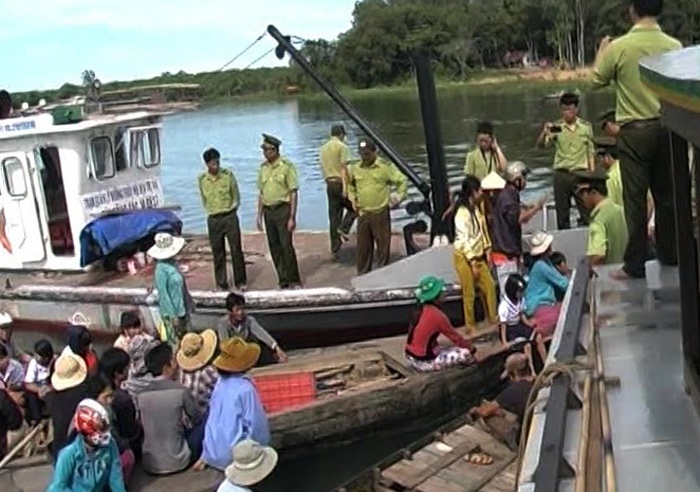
[536,92,595,230]
[464,121,507,180]
[198,148,247,290]
[256,134,302,289]
[591,0,682,279]
[347,138,408,274]
[575,170,628,267]
[319,124,356,257]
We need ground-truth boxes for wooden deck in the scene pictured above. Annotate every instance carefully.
[2,231,426,291]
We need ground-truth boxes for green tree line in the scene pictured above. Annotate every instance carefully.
[10,0,699,105]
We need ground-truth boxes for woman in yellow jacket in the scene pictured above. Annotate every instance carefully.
[453,175,498,334]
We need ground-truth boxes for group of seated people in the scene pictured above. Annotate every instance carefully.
[0,291,289,491]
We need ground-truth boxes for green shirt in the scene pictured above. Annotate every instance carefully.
[198,168,240,216]
[257,157,299,206]
[347,157,408,214]
[319,137,349,180]
[591,22,682,124]
[606,160,624,209]
[545,118,594,171]
[587,198,628,264]
[464,149,498,180]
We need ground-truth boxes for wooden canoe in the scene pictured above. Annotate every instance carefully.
[332,414,518,492]
[254,347,510,455]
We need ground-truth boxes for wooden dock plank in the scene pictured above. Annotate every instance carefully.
[480,461,518,492]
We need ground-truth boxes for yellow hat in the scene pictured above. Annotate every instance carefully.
[213,337,260,373]
[176,329,218,372]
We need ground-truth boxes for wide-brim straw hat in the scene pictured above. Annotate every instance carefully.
[52,349,88,391]
[225,439,278,487]
[529,231,554,256]
[481,171,506,191]
[147,232,185,260]
[213,337,260,373]
[176,329,218,372]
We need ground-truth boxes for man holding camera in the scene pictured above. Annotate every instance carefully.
[537,92,595,230]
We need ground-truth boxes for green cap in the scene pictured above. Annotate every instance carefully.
[414,276,446,303]
[261,133,282,149]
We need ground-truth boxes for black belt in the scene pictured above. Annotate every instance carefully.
[325,177,343,183]
[621,118,660,130]
[263,202,289,210]
[208,208,237,219]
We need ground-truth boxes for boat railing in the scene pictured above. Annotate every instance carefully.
[517,256,611,491]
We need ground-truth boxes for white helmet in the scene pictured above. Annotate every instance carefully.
[506,161,530,181]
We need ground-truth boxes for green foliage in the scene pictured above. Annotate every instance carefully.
[9,0,698,104]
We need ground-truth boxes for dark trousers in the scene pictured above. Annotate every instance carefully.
[326,179,357,253]
[263,203,301,287]
[618,120,677,278]
[207,209,247,288]
[356,207,391,274]
[185,411,207,465]
[25,391,44,424]
[553,169,590,229]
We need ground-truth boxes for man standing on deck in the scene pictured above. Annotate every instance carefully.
[347,138,408,275]
[575,171,628,267]
[536,92,595,230]
[198,148,247,291]
[490,162,548,296]
[464,121,507,180]
[590,0,682,279]
[256,134,302,289]
[319,124,357,259]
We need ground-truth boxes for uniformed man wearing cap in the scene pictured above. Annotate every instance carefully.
[347,138,408,274]
[591,0,681,279]
[595,139,624,209]
[574,170,628,266]
[318,124,356,258]
[256,134,302,289]
[198,147,247,290]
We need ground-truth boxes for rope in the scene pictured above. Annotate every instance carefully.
[242,47,275,70]
[200,32,267,85]
[514,359,592,484]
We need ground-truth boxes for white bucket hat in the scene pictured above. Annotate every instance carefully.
[480,171,506,191]
[0,312,12,326]
[225,439,278,487]
[529,231,554,256]
[147,232,185,260]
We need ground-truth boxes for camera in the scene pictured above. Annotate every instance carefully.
[550,125,563,133]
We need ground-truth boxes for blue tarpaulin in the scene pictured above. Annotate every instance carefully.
[79,209,183,267]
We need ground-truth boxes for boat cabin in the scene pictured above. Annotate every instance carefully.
[0,111,164,272]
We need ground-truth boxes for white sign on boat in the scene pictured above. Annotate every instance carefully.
[0,114,54,137]
[81,178,163,216]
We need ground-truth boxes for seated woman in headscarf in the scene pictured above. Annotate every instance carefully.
[64,324,99,376]
[523,232,570,339]
[404,276,477,373]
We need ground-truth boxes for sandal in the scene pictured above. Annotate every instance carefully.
[465,452,494,465]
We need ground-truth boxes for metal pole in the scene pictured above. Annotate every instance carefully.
[266,25,430,197]
[413,52,450,240]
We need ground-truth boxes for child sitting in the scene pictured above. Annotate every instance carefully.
[498,274,548,372]
[48,398,126,492]
[24,339,56,425]
[113,311,144,352]
[550,251,570,301]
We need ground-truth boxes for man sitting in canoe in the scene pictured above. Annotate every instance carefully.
[404,276,477,372]
[217,293,287,366]
[469,353,535,444]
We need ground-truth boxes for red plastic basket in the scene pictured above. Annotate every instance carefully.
[252,372,317,414]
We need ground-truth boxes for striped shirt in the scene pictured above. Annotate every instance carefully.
[498,298,525,326]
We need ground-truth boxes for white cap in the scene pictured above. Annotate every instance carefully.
[0,312,12,326]
[481,171,506,191]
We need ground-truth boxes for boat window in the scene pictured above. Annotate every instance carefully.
[90,136,115,180]
[2,157,27,197]
[114,128,129,172]
[130,127,160,169]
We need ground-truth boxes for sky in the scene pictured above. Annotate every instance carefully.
[2,0,357,92]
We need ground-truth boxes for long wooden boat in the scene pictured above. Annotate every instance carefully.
[253,344,510,454]
[332,413,518,492]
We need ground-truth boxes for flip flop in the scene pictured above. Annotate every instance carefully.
[465,452,494,465]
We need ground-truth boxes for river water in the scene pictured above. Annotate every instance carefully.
[162,87,614,233]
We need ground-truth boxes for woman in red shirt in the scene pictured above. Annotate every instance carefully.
[405,276,477,372]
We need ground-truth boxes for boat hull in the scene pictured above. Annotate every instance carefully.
[266,349,508,454]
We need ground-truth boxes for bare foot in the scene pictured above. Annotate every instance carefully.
[192,459,206,472]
